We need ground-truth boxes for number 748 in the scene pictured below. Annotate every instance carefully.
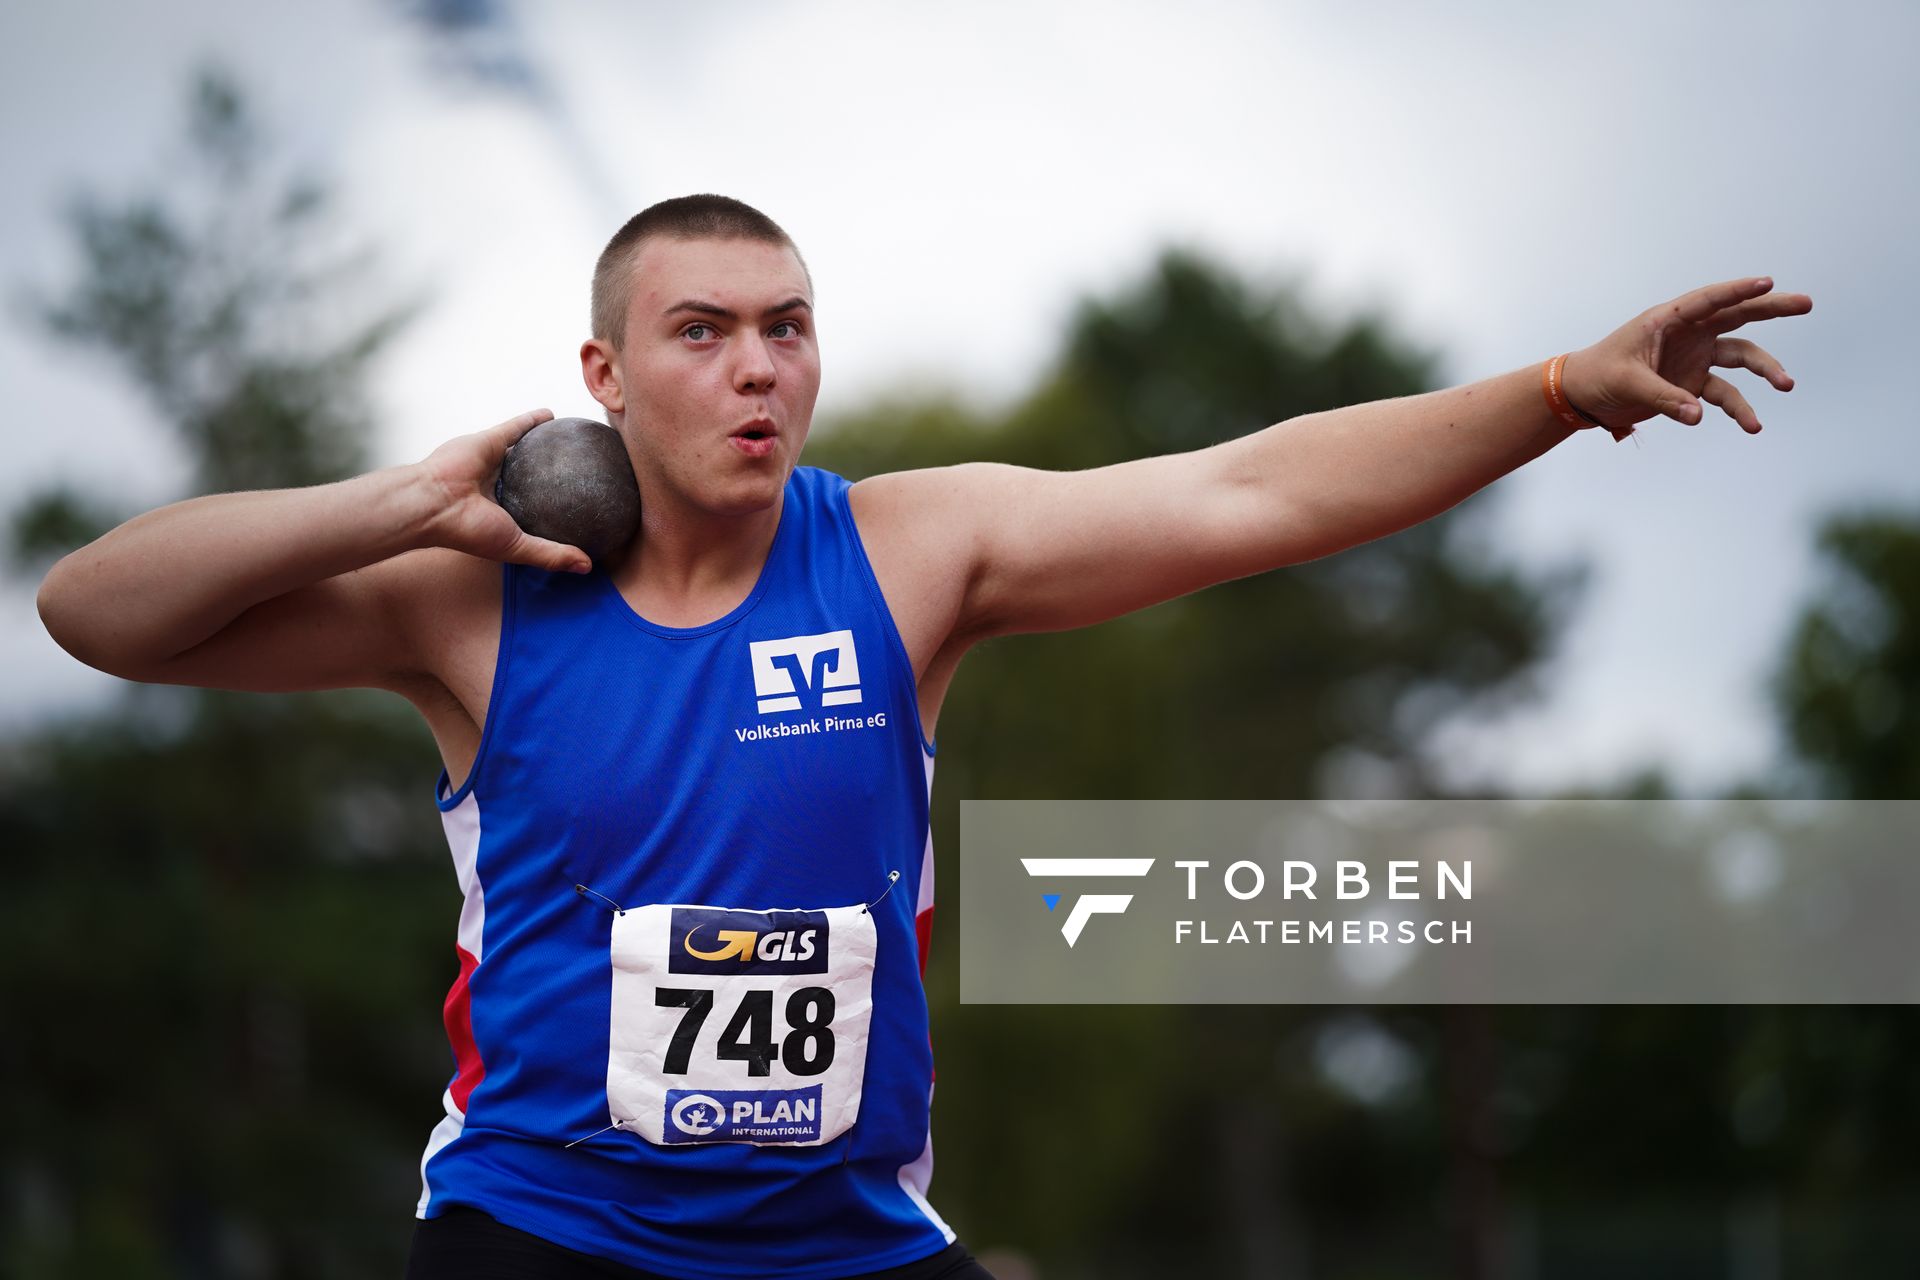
[655,987,837,1077]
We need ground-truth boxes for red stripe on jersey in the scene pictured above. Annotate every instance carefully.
[916,906,937,1082]
[443,944,485,1113]
[914,905,934,980]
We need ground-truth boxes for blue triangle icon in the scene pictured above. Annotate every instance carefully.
[1042,893,1061,912]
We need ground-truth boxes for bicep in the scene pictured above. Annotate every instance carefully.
[109,555,430,695]
[961,439,1315,638]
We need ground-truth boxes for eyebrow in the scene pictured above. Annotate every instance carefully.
[662,296,813,320]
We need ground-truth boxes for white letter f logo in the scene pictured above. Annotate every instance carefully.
[1021,858,1156,947]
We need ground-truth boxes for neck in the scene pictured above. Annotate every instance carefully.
[606,472,786,628]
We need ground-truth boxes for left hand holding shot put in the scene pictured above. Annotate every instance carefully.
[1562,275,1813,438]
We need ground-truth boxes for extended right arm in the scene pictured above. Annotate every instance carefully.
[35,408,589,691]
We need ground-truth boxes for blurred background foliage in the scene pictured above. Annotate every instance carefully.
[4,69,1917,1279]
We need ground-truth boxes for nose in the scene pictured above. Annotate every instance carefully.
[732,332,776,395]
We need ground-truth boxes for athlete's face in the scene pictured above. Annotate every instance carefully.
[585,235,819,516]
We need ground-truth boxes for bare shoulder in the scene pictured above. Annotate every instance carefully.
[846,461,1052,553]
[844,467,1000,731]
[847,461,1061,642]
[844,466,983,556]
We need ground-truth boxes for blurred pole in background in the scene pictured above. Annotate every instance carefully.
[1728,1193,1782,1280]
[1445,1005,1501,1280]
[386,0,631,223]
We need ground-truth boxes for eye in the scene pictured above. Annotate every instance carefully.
[770,320,802,339]
[682,323,716,342]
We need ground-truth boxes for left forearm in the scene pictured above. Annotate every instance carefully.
[1223,360,1575,562]
[957,275,1807,640]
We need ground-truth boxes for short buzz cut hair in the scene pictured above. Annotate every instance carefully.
[590,194,810,350]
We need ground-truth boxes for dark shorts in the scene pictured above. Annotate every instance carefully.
[405,1206,998,1280]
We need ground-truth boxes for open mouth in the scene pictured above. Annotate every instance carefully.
[731,421,778,457]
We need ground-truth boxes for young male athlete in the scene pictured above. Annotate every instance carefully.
[36,195,1810,1279]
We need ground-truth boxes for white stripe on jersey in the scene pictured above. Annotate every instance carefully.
[417,785,487,1216]
[896,748,952,1239]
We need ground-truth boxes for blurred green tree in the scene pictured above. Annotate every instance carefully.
[2,67,445,1279]
[10,72,415,573]
[806,250,1586,1276]
[1770,512,1920,797]
[1423,511,1920,1279]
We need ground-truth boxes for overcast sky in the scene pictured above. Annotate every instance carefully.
[2,0,1911,796]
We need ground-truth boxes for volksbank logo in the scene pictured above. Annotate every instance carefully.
[1022,858,1156,947]
[749,630,862,715]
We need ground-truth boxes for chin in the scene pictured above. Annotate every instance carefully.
[704,464,791,516]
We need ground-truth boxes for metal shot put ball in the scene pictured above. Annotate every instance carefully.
[494,417,642,568]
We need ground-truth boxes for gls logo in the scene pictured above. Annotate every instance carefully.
[1021,858,1156,947]
[683,923,819,965]
[669,908,831,975]
[749,631,862,715]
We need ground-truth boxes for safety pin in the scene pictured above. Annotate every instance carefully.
[566,1119,626,1150]
[573,883,627,915]
[859,870,901,915]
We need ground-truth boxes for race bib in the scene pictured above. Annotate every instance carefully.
[606,902,877,1147]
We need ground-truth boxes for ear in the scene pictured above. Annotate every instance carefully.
[581,337,624,415]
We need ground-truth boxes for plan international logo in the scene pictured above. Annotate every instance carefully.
[663,1085,824,1144]
[1022,858,1156,946]
[749,631,862,715]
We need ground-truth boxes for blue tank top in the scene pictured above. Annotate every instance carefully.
[415,466,952,1279]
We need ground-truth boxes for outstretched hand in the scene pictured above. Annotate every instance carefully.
[1564,276,1812,439]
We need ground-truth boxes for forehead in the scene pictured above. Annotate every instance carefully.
[626,236,811,322]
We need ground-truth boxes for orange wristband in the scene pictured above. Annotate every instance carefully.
[1543,353,1633,442]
